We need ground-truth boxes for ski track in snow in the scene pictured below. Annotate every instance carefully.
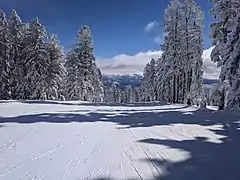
[0,140,64,177]
[0,101,232,179]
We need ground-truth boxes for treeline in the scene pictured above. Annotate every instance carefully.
[1,0,240,110]
[140,0,240,110]
[104,83,140,103]
[0,9,103,101]
[140,0,204,106]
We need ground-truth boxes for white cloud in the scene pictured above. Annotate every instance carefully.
[153,33,167,44]
[144,21,160,33]
[96,46,220,79]
[96,51,163,75]
[145,21,165,44]
[153,36,162,44]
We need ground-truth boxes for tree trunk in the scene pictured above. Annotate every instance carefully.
[173,74,176,103]
[176,74,180,103]
[219,89,225,110]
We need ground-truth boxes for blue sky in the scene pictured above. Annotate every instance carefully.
[1,0,213,58]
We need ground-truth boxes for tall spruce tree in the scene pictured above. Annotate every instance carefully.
[64,48,80,100]
[45,34,65,100]
[185,0,205,105]
[65,25,103,101]
[211,0,240,110]
[155,0,204,105]
[140,58,157,102]
[161,0,183,103]
[8,10,25,99]
[0,9,10,99]
[22,18,49,99]
[225,3,240,110]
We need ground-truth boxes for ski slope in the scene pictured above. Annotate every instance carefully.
[0,101,239,180]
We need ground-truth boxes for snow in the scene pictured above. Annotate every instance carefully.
[0,101,239,180]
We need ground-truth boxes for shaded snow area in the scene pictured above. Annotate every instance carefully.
[0,101,240,180]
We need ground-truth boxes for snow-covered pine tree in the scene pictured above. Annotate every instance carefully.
[112,82,121,103]
[127,86,133,103]
[8,10,26,99]
[103,83,120,103]
[65,25,103,101]
[119,89,124,103]
[121,86,131,103]
[92,67,104,102]
[211,89,221,106]
[158,0,204,104]
[140,62,149,102]
[22,17,49,99]
[64,48,80,100]
[77,25,95,101]
[45,34,65,100]
[0,9,10,100]
[148,58,157,101]
[161,0,184,103]
[210,0,240,110]
[184,0,205,105]
[211,0,237,80]
[225,3,240,110]
[132,87,140,103]
[103,86,111,103]
[140,58,157,102]
[156,56,172,103]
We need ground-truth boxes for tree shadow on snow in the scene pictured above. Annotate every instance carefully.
[0,107,238,128]
[16,100,168,107]
[88,112,240,180]
[0,106,240,180]
[138,114,240,180]
[56,105,188,114]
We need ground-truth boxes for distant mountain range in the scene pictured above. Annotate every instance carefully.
[103,74,219,89]
[103,74,142,89]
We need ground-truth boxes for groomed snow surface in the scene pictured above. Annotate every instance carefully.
[0,101,240,180]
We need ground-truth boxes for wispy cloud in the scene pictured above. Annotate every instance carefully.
[145,21,165,44]
[96,47,220,80]
[144,21,160,33]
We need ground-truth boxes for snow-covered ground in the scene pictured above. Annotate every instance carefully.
[0,101,239,180]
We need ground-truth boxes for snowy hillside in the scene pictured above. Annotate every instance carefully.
[103,74,143,89]
[0,101,239,180]
[103,74,219,89]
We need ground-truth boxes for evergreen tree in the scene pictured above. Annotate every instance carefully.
[92,67,104,102]
[0,9,10,99]
[186,1,205,105]
[8,10,25,99]
[140,58,157,102]
[22,18,49,99]
[64,48,79,100]
[132,87,140,103]
[45,34,65,100]
[161,0,183,103]
[156,57,172,103]
[225,8,240,110]
[103,86,111,103]
[210,0,240,110]
[65,25,103,101]
[155,0,204,105]
[121,86,131,103]
[112,82,121,103]
[211,88,223,106]
[77,25,94,101]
